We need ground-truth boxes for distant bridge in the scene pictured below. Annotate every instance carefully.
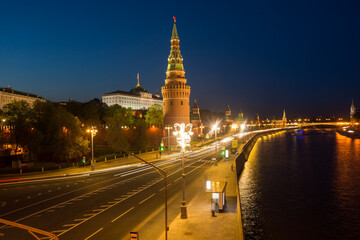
[291,122,350,128]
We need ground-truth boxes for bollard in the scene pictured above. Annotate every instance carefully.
[115,155,116,160]
[128,153,130,159]
[94,160,96,163]
[139,150,141,155]
[20,168,22,175]
[105,157,107,162]
[42,167,44,173]
[123,154,125,158]
[72,163,75,167]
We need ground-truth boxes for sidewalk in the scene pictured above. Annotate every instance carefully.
[157,154,239,240]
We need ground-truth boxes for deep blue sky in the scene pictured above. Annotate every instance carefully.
[1,0,359,119]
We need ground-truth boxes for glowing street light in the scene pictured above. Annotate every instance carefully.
[173,123,193,219]
[241,123,246,132]
[212,123,220,154]
[165,126,173,154]
[86,127,97,171]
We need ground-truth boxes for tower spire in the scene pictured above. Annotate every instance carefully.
[136,73,140,87]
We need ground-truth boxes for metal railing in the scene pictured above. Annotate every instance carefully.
[0,218,58,240]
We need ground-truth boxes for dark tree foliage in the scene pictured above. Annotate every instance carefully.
[29,101,89,162]
[1,101,32,154]
[103,105,134,150]
[145,104,163,128]
[128,118,148,152]
[65,98,107,128]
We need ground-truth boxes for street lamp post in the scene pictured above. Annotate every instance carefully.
[212,123,219,154]
[87,127,97,171]
[173,123,193,219]
[165,126,172,154]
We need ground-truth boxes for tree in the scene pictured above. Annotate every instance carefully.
[1,101,32,154]
[129,118,148,151]
[29,101,89,162]
[145,104,163,128]
[103,105,134,150]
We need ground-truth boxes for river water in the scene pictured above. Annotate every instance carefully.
[238,131,360,240]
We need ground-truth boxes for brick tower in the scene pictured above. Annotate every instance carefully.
[161,17,191,139]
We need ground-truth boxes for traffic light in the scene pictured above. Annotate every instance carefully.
[82,157,85,163]
[221,150,225,156]
[160,142,164,151]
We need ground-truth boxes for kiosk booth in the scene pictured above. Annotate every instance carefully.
[205,180,227,212]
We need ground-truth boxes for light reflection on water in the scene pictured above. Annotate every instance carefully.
[239,131,360,240]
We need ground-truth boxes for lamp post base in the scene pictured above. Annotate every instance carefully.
[180,203,188,219]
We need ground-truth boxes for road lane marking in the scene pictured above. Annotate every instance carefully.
[62,223,76,227]
[100,205,112,208]
[51,230,65,233]
[139,193,156,205]
[11,153,209,235]
[92,209,102,212]
[46,210,55,212]
[111,207,134,223]
[159,183,171,192]
[84,227,103,240]
[83,213,94,216]
[74,218,87,221]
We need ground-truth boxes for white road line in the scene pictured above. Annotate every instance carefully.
[62,223,76,227]
[111,207,134,223]
[139,193,156,205]
[159,183,171,192]
[74,218,87,221]
[8,152,211,236]
[83,213,94,216]
[92,209,102,212]
[84,227,103,240]
[51,230,65,233]
[100,205,112,208]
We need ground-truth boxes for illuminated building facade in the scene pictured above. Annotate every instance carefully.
[0,87,45,109]
[102,74,162,110]
[161,18,191,137]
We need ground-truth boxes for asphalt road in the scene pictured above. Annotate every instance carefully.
[0,146,222,240]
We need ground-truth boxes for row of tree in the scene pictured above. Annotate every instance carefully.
[0,100,163,163]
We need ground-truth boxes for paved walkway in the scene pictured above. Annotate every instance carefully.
[157,154,240,240]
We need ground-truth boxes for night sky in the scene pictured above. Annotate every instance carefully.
[1,0,359,119]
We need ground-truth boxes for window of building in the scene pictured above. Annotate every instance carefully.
[170,101,173,106]
[181,100,183,105]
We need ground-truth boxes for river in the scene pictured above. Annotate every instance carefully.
[238,130,360,240]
